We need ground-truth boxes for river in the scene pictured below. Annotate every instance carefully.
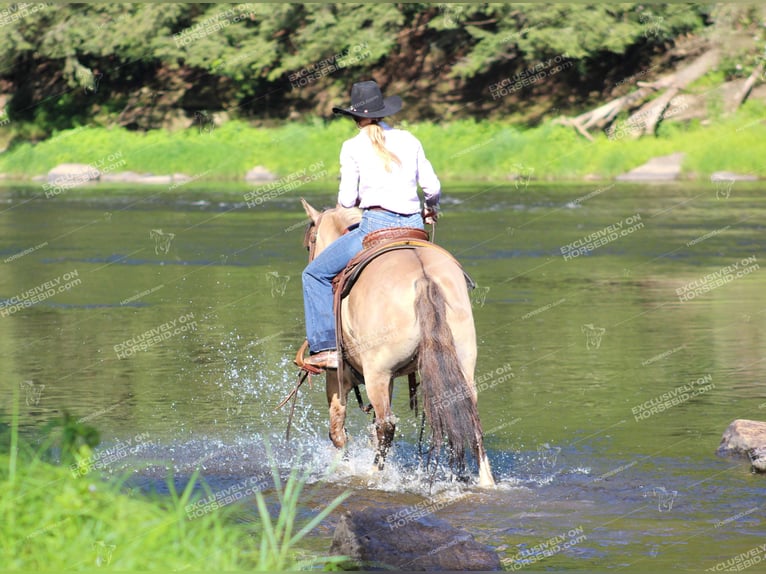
[1,181,764,571]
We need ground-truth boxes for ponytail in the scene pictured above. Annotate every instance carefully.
[361,122,402,172]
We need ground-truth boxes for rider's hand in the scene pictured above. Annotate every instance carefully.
[422,206,439,225]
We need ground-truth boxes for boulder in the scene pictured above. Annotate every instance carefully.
[245,165,278,183]
[615,152,686,182]
[751,447,766,473]
[716,419,766,472]
[329,506,502,571]
[47,163,100,185]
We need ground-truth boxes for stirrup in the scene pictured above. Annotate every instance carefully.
[294,340,324,374]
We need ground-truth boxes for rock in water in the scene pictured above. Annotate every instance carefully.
[47,163,100,185]
[329,506,502,571]
[245,165,277,183]
[717,419,766,472]
[710,171,758,182]
[615,152,686,182]
[749,447,766,473]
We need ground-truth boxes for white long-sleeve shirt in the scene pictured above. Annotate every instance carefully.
[337,123,440,215]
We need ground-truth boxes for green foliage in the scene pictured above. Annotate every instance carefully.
[254,450,351,571]
[436,3,708,78]
[1,416,349,571]
[2,453,257,570]
[0,3,715,133]
[2,105,766,184]
[41,412,101,465]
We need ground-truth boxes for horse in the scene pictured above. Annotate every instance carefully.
[301,199,495,487]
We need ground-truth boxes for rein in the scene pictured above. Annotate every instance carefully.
[302,213,323,263]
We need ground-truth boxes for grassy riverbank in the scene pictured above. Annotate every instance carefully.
[1,409,346,571]
[1,100,765,184]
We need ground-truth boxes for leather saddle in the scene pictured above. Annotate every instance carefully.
[331,227,475,385]
[331,227,430,301]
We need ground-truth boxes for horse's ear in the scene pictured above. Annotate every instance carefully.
[301,198,321,223]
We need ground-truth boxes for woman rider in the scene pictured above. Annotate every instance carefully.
[302,80,440,370]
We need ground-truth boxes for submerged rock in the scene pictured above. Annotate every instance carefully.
[329,505,502,571]
[716,419,766,473]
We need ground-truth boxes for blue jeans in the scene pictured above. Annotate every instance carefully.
[302,210,424,352]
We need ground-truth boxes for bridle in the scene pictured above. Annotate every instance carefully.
[303,210,358,263]
[302,212,325,263]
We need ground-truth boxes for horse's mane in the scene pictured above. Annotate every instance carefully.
[326,205,362,237]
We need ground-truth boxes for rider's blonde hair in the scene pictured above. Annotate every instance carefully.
[360,121,402,172]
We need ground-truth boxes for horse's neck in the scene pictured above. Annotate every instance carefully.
[324,208,361,240]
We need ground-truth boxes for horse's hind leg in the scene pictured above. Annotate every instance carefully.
[325,370,350,449]
[366,372,396,471]
[475,429,495,487]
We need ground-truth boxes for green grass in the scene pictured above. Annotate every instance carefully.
[1,392,349,571]
[1,99,765,184]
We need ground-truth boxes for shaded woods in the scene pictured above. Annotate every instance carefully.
[2,3,764,141]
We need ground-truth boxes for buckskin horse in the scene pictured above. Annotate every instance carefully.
[299,199,495,487]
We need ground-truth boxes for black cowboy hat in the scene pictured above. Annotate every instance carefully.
[332,80,402,119]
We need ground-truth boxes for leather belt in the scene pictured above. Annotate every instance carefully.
[365,206,417,217]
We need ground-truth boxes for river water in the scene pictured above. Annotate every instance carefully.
[1,182,764,571]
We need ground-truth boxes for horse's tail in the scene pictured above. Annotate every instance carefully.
[414,274,481,471]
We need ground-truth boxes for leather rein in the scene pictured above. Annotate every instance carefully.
[302,213,323,263]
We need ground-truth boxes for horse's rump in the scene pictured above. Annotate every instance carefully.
[341,246,481,469]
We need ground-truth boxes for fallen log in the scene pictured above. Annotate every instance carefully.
[559,49,720,140]
[731,61,764,112]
